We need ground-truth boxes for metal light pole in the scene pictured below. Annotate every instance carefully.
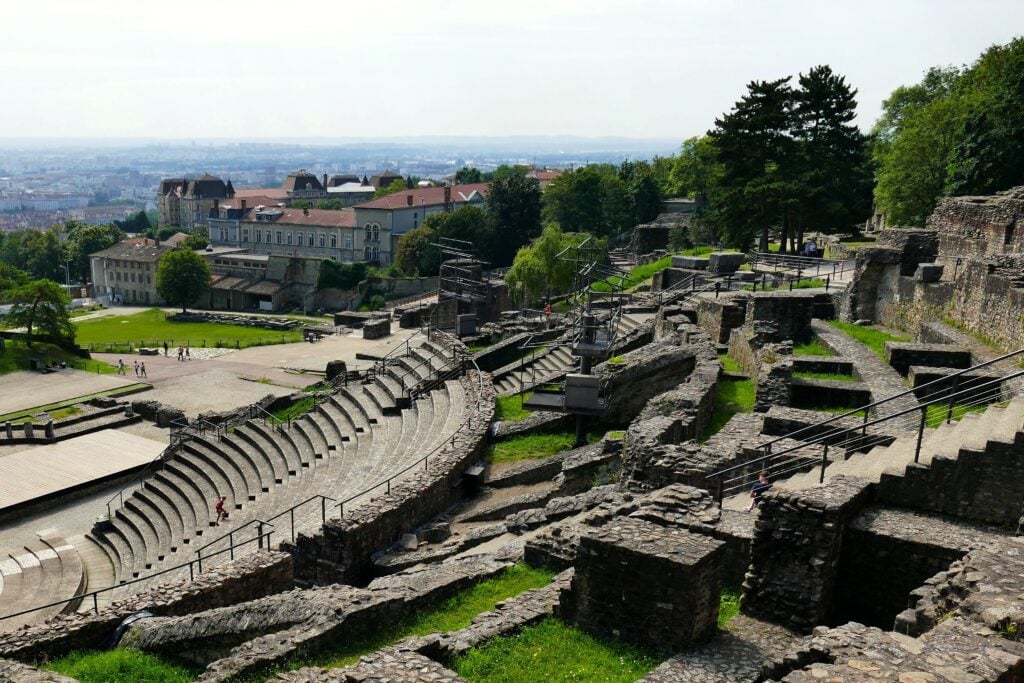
[59,262,71,297]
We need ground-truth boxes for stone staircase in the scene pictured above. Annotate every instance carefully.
[76,341,471,594]
[0,533,85,633]
[775,399,1024,492]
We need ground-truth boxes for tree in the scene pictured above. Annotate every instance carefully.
[289,199,310,210]
[156,249,211,312]
[317,260,368,290]
[0,263,30,303]
[488,165,529,183]
[669,136,723,207]
[180,234,209,250]
[315,199,346,211]
[372,179,408,199]
[64,223,122,282]
[625,165,663,226]
[454,166,483,184]
[7,279,73,347]
[21,228,64,281]
[394,224,440,276]
[542,166,606,234]
[506,224,607,304]
[486,173,542,253]
[709,77,797,251]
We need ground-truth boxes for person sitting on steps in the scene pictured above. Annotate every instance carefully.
[746,472,773,512]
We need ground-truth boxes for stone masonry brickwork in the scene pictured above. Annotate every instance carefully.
[0,551,292,664]
[929,185,1024,258]
[562,517,724,652]
[0,659,76,682]
[741,476,872,633]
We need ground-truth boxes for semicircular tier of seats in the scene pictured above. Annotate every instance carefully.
[0,533,85,634]
[82,340,471,590]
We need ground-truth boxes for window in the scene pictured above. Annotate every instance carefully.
[330,234,338,248]
[319,233,325,248]
[365,224,372,241]
[364,246,371,260]
[372,224,379,242]
[276,231,282,245]
[344,235,352,250]
[307,233,314,247]
[255,229,262,243]
[242,229,249,242]
[286,232,292,246]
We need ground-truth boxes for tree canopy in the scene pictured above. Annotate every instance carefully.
[541,162,664,238]
[372,179,409,199]
[506,224,606,305]
[317,260,368,290]
[485,173,543,253]
[64,222,122,282]
[6,279,74,346]
[454,166,483,184]
[155,249,211,312]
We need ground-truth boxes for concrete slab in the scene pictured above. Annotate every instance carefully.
[0,430,164,510]
[0,369,141,417]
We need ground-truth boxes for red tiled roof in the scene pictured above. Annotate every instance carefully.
[242,207,356,228]
[234,188,289,200]
[531,169,563,181]
[354,183,489,210]
[162,232,190,246]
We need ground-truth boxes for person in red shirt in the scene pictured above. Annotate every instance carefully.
[214,495,227,525]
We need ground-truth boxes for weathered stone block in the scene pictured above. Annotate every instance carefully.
[325,360,347,381]
[362,318,391,340]
[883,342,971,376]
[913,262,943,283]
[708,252,747,273]
[672,255,709,270]
[564,517,725,651]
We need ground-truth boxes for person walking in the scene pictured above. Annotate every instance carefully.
[117,359,126,375]
[185,345,190,361]
[177,346,184,362]
[163,341,169,357]
[140,362,147,378]
[214,495,227,525]
[133,360,139,377]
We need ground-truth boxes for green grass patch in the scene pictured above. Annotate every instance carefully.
[793,338,834,356]
[0,340,116,376]
[742,278,826,292]
[719,587,741,627]
[793,371,856,382]
[466,342,491,352]
[451,617,660,683]
[827,321,909,360]
[255,564,555,678]
[270,396,315,422]
[924,402,987,427]
[813,406,868,418]
[701,377,755,442]
[495,394,534,422]
[487,428,605,463]
[607,355,625,365]
[301,380,331,393]
[606,430,625,440]
[45,649,201,683]
[719,354,744,373]
[74,308,302,350]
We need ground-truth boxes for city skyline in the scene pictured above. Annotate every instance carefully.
[2,1,1023,141]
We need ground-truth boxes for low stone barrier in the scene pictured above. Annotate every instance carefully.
[883,341,971,376]
[0,551,293,664]
[362,317,391,340]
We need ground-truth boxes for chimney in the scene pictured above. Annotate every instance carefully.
[406,194,414,206]
[444,184,452,213]
[303,207,309,216]
[241,199,247,211]
[322,172,328,189]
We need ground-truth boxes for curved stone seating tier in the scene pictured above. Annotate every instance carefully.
[0,534,85,634]
[84,368,472,592]
[495,345,576,395]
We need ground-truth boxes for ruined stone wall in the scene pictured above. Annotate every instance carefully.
[0,551,292,664]
[598,338,698,425]
[284,373,495,586]
[745,292,815,344]
[929,186,1024,258]
[875,228,939,275]
[694,294,748,344]
[742,477,872,633]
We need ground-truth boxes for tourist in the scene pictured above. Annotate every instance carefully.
[185,345,191,360]
[133,360,139,377]
[214,495,227,525]
[746,472,772,512]
[117,359,125,375]
[177,346,184,361]
[163,341,169,357]
[140,362,147,378]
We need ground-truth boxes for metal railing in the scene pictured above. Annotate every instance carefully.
[388,288,439,309]
[708,348,1024,501]
[748,251,855,280]
[0,527,273,625]
[84,335,298,353]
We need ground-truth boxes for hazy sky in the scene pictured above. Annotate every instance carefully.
[2,0,1022,141]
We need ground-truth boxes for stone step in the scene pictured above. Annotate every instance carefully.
[0,535,85,633]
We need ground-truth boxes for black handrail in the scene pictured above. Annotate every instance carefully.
[712,346,1024,481]
[710,367,1024,501]
[0,529,273,624]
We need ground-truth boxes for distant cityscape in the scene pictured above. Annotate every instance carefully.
[0,137,679,231]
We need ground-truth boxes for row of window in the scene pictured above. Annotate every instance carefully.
[364,223,381,242]
[112,271,151,284]
[111,260,151,271]
[216,227,357,250]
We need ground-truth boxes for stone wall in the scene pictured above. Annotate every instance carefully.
[741,476,872,633]
[695,294,748,344]
[837,246,901,322]
[597,337,699,425]
[874,228,939,275]
[744,292,815,344]
[284,373,495,586]
[883,341,971,376]
[562,517,724,651]
[0,659,75,682]
[0,551,292,664]
[362,318,390,340]
[929,186,1024,258]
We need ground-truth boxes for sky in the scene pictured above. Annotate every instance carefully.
[1,0,1022,142]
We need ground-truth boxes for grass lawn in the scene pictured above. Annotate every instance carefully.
[487,430,602,463]
[74,308,302,350]
[793,338,834,356]
[827,321,910,360]
[742,278,826,292]
[701,377,756,442]
[495,394,533,422]
[719,354,744,373]
[793,371,856,382]
[259,564,555,678]
[269,395,315,422]
[924,402,987,428]
[0,340,117,376]
[719,587,741,628]
[45,649,201,683]
[451,618,660,683]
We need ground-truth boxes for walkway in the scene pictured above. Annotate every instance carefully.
[811,320,919,427]
[0,369,142,416]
